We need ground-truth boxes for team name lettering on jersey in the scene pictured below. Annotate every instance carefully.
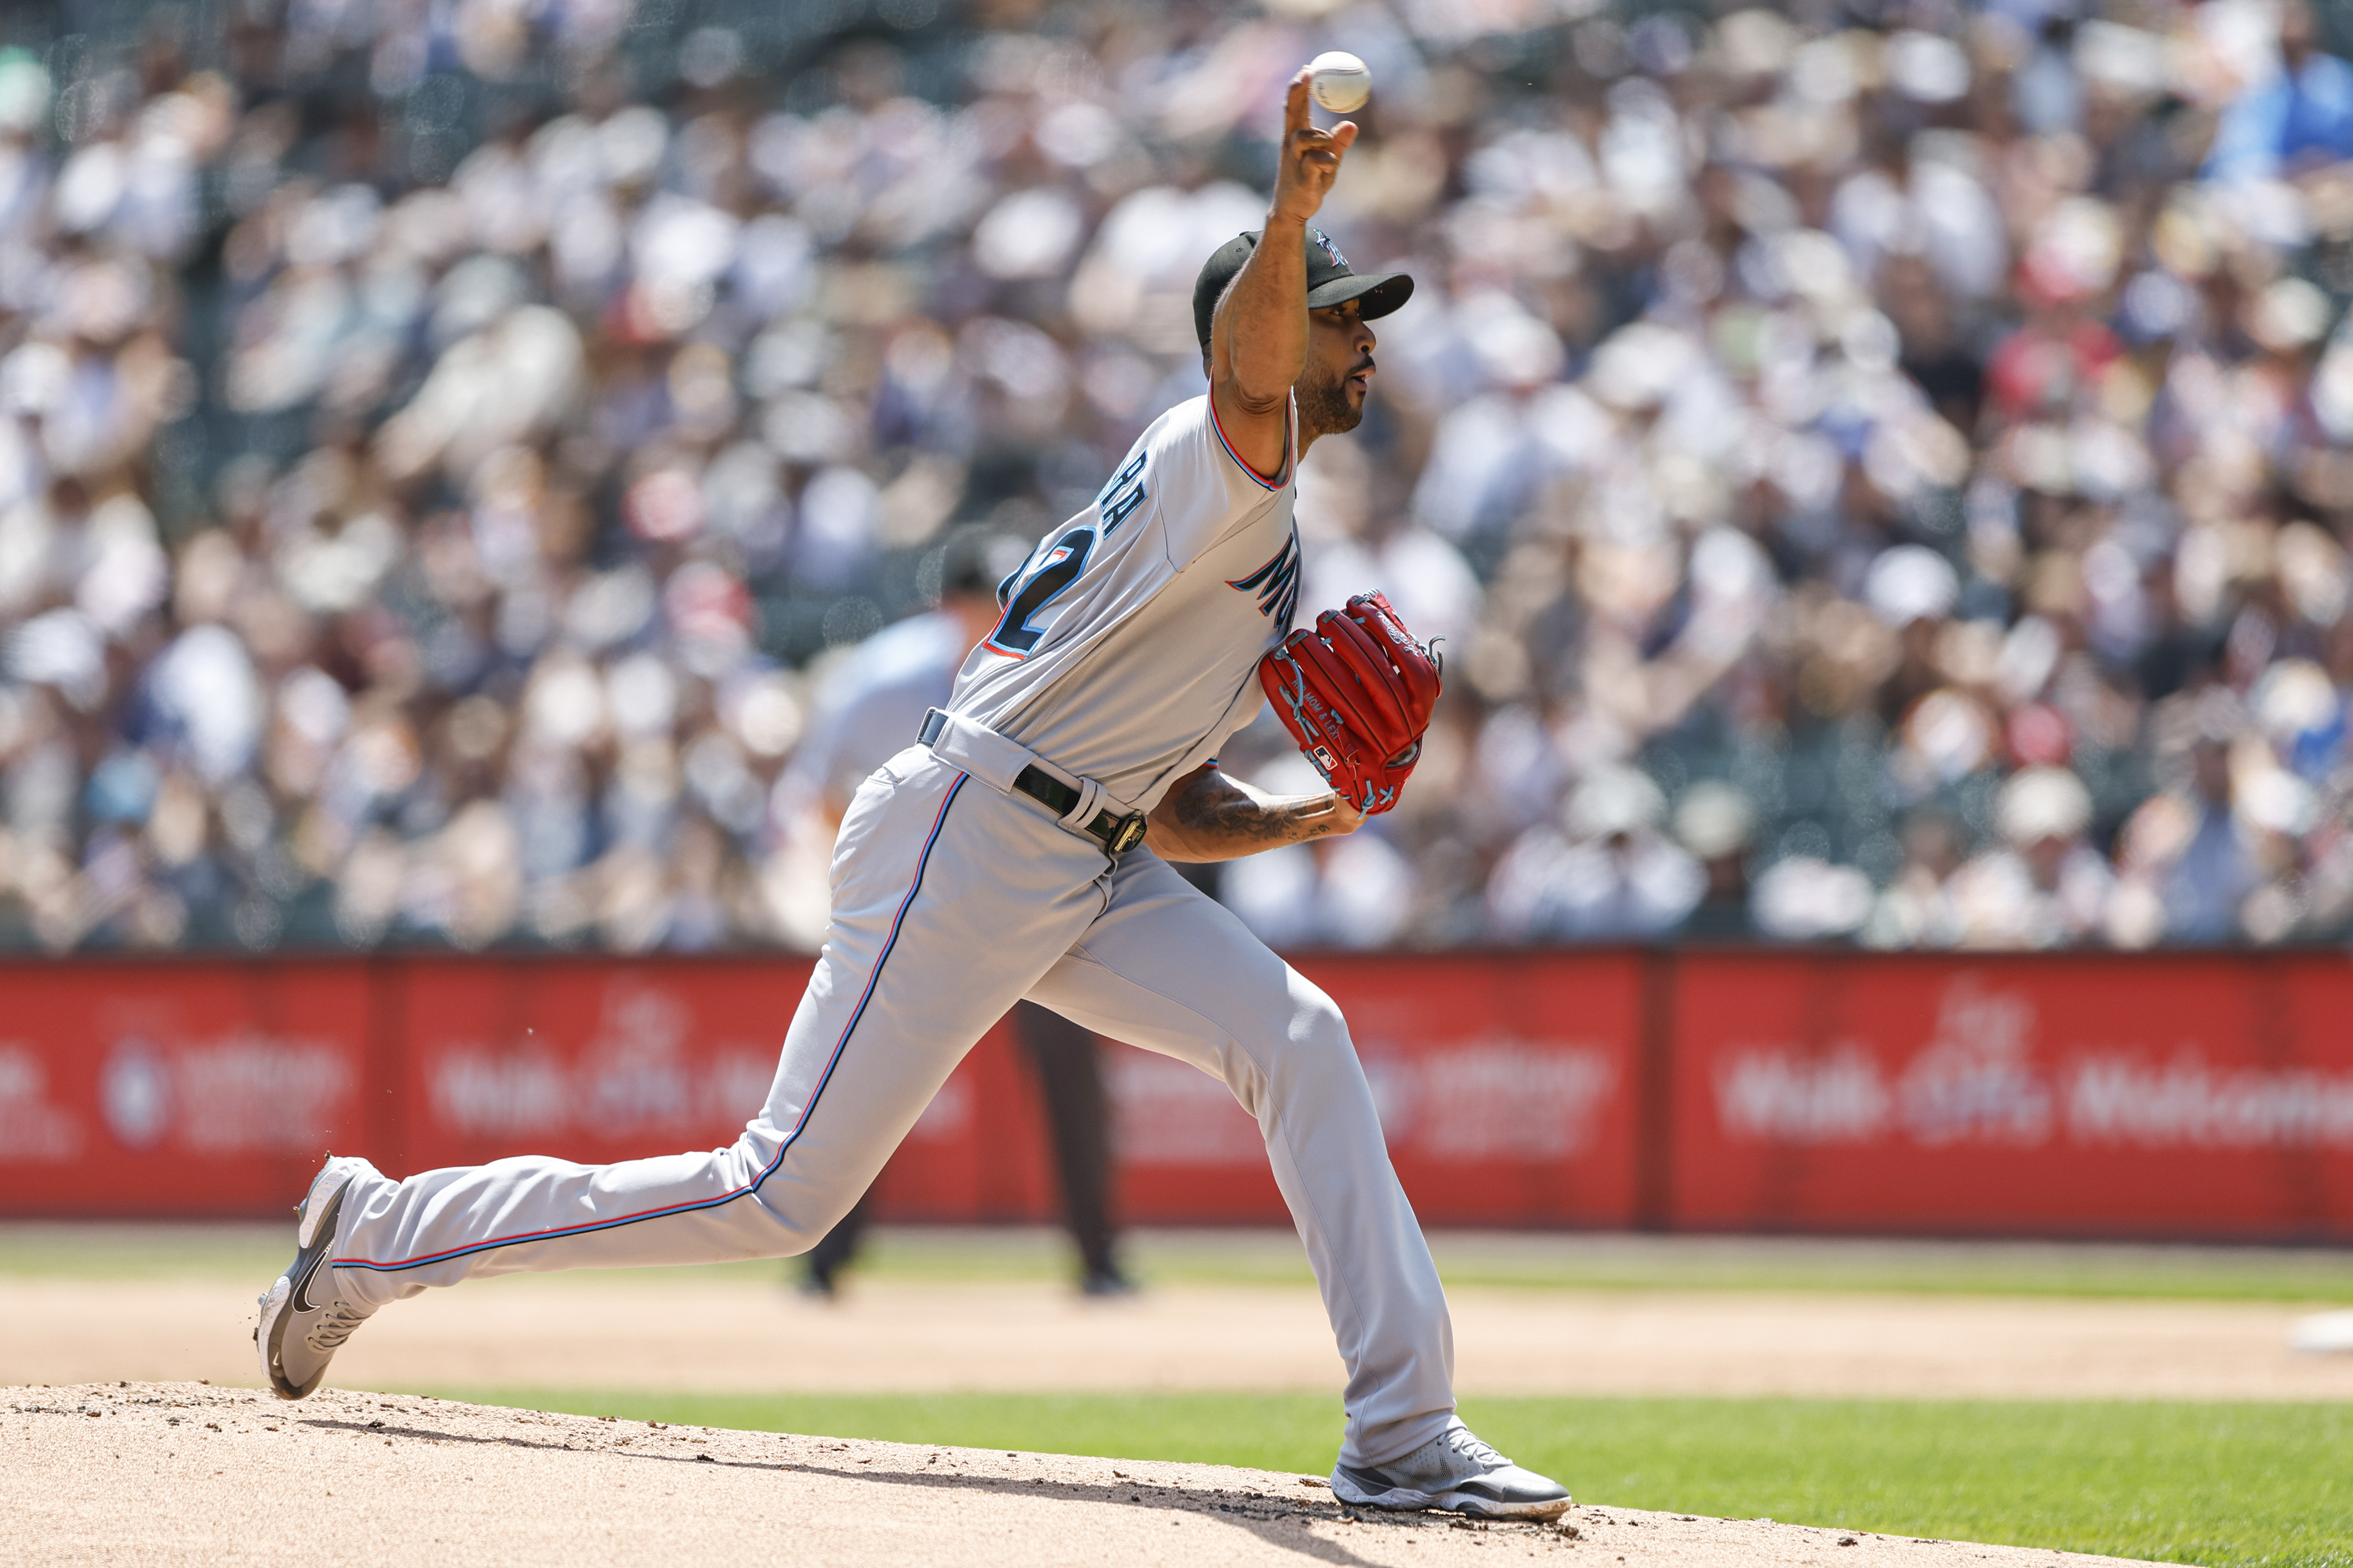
[1228,531,1301,635]
[1098,451,1148,536]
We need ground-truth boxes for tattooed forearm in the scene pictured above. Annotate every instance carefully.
[1174,782,1335,842]
[1145,765,1362,862]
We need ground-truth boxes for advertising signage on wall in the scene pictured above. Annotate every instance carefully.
[0,950,2347,1239]
[0,961,373,1210]
[1668,953,2353,1236]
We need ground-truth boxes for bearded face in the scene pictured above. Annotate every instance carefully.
[1297,303,1375,438]
[1298,355,1367,436]
[1198,301,1378,442]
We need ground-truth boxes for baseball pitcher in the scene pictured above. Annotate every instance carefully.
[255,71,1571,1520]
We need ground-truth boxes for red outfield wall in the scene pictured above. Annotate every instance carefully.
[1,951,2348,1239]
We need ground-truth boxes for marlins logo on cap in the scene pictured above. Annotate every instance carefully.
[1191,229,1415,348]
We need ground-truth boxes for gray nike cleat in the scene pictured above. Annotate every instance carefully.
[1330,1418,1573,1520]
[255,1155,379,1400]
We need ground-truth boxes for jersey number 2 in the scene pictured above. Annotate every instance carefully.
[988,526,1095,656]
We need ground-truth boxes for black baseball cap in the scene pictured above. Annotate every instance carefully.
[1192,229,1414,348]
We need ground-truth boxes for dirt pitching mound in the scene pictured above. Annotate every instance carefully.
[6,1382,2145,1568]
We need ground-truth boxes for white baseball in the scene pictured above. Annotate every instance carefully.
[1308,51,1372,114]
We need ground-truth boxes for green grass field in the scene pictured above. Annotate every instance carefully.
[8,1222,2353,1302]
[426,1388,2352,1568]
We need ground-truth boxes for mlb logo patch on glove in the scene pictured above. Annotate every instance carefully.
[1257,591,1444,816]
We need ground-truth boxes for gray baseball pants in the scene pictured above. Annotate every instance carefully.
[328,746,1457,1467]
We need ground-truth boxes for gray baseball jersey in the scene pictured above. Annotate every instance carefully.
[318,389,1459,1471]
[954,393,1304,811]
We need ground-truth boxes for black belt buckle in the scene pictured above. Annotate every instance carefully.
[1100,812,1148,855]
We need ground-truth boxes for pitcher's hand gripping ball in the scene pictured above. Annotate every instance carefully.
[1258,592,1442,815]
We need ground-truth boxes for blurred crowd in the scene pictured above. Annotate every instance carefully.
[7,0,2353,955]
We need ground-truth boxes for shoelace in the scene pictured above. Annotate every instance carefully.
[1442,1425,1508,1472]
[306,1303,370,1352]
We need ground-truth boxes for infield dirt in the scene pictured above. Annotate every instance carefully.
[11,1273,2351,1400]
[5,1382,2155,1568]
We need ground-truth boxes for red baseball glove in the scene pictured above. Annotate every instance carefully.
[1257,591,1444,816]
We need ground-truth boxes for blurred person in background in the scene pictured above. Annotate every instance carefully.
[1673,781,1757,940]
[777,531,1036,836]
[1865,809,1968,949]
[2167,724,2264,943]
[1947,766,2114,948]
[1488,767,1701,942]
[778,528,1134,1299]
[2204,0,2353,181]
[2110,692,2264,944]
